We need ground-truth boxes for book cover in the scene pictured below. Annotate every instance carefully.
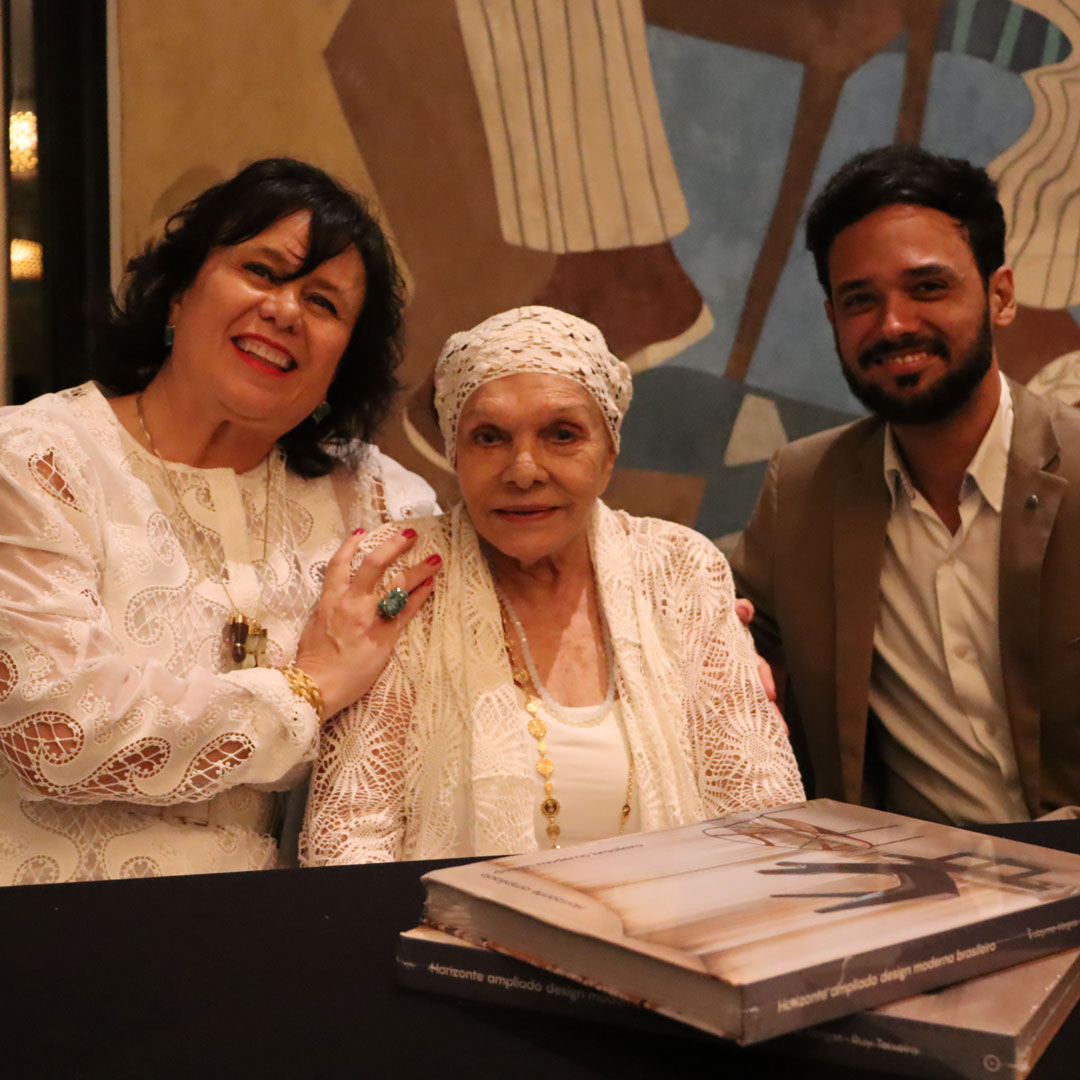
[420,800,1080,1043]
[397,927,1080,1080]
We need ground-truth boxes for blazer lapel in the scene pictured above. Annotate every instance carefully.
[999,385,1066,815]
[833,424,891,803]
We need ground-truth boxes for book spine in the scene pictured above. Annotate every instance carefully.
[743,895,1080,1042]
[396,935,698,1039]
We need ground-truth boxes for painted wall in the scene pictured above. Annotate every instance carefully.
[113,0,1080,541]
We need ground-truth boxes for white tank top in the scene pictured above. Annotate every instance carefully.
[522,697,642,848]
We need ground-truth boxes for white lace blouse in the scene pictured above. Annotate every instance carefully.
[300,502,805,865]
[0,382,437,885]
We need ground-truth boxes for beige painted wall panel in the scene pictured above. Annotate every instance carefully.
[115,0,377,272]
[993,0,1080,306]
[456,0,687,253]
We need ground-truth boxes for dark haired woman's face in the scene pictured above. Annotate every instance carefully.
[166,211,366,435]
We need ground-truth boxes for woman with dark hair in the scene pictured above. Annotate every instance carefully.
[0,158,441,885]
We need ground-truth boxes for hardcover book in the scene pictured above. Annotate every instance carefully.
[397,928,1080,1080]
[782,946,1080,1080]
[420,800,1080,1043]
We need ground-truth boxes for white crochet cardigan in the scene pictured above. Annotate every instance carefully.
[0,383,436,885]
[301,502,805,864]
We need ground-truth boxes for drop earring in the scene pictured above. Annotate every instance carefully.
[164,324,175,352]
[311,401,331,423]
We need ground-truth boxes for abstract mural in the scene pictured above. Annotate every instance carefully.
[115,0,1080,540]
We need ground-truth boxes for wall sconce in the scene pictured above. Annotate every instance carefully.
[9,110,39,177]
[11,238,43,280]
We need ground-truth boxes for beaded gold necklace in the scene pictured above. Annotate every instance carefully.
[496,591,632,849]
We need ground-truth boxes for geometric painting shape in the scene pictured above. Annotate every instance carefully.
[711,530,743,558]
[1025,349,1080,408]
[723,393,788,466]
[604,468,707,529]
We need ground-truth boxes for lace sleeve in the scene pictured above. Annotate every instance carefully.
[0,436,320,806]
[333,445,440,530]
[679,535,805,815]
[374,447,440,519]
[300,649,414,865]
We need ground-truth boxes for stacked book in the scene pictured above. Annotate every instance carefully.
[399,800,1080,1079]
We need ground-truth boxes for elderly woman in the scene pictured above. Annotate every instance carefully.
[301,306,803,864]
[0,158,442,885]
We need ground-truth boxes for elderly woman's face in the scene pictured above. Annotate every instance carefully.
[167,210,366,432]
[456,373,616,565]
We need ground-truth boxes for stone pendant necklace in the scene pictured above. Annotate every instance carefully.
[136,392,271,668]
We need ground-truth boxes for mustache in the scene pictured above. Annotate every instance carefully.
[858,334,949,369]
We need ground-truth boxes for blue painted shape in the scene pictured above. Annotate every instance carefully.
[750,49,909,412]
[921,54,1034,164]
[618,366,856,535]
[645,26,802,380]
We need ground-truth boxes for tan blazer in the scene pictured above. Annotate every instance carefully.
[731,380,1080,818]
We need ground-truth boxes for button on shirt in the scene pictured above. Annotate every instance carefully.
[871,374,1028,825]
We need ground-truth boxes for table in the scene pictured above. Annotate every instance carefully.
[4,820,1078,1078]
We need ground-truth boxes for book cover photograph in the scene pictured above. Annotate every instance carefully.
[421,800,1080,1043]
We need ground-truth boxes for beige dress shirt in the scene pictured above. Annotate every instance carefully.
[871,374,1029,824]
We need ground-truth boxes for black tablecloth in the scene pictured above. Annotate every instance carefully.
[4,820,1078,1078]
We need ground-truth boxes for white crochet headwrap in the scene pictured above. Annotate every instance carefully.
[434,306,633,467]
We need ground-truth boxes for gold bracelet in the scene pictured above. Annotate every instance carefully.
[279,665,325,722]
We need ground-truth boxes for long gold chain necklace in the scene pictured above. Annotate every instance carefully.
[136,392,272,668]
[496,590,632,849]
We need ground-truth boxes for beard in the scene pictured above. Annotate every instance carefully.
[838,313,994,425]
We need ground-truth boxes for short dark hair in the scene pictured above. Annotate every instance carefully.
[94,157,404,477]
[805,145,1006,296]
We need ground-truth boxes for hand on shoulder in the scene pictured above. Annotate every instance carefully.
[293,524,444,716]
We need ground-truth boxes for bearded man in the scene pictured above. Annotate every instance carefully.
[731,145,1080,825]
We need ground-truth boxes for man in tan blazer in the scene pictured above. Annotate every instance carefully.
[731,146,1080,825]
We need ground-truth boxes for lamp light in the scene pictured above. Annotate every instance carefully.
[9,110,39,176]
[11,238,43,280]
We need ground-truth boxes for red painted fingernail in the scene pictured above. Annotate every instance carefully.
[426,553,442,566]
[352,527,365,536]
[401,528,418,539]
[422,577,434,587]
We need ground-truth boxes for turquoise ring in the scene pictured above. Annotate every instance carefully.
[377,587,409,619]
